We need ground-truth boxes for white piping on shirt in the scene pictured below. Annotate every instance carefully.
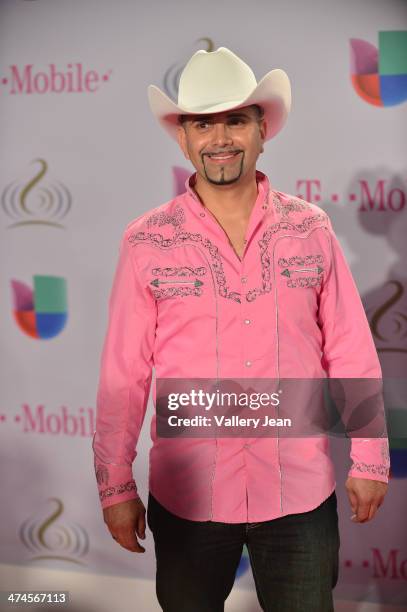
[147,242,221,520]
[272,225,329,515]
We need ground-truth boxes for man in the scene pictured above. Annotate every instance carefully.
[93,47,390,611]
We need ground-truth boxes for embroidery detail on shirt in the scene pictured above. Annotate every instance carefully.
[146,204,185,229]
[350,462,389,478]
[151,286,203,299]
[272,193,312,218]
[95,464,109,485]
[287,276,323,289]
[150,278,203,287]
[278,254,324,268]
[245,214,328,302]
[280,264,324,289]
[281,266,324,277]
[129,202,328,305]
[268,214,328,236]
[151,278,204,288]
[151,266,207,277]
[99,480,137,502]
[381,439,390,464]
[128,226,242,303]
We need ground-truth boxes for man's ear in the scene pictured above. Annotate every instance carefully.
[260,118,267,141]
[176,125,190,160]
[259,118,267,153]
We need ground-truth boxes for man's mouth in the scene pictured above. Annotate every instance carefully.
[205,151,242,163]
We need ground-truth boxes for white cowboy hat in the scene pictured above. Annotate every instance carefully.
[148,46,291,142]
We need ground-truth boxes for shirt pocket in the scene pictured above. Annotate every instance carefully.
[149,265,208,301]
[278,253,325,290]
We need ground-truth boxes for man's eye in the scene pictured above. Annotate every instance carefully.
[197,121,210,129]
[229,118,244,125]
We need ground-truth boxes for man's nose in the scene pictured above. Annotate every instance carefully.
[212,122,233,146]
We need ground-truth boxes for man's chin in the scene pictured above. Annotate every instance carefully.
[203,167,243,186]
[206,174,241,186]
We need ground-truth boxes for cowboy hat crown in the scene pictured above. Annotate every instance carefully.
[148,46,291,142]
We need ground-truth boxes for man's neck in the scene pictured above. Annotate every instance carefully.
[193,171,258,220]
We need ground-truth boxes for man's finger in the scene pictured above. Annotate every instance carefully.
[377,495,385,509]
[355,500,371,523]
[122,534,145,553]
[367,503,378,522]
[112,530,145,553]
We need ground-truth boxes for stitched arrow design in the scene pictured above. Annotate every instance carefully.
[150,278,204,288]
[281,266,323,278]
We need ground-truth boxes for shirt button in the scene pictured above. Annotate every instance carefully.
[200,212,205,217]
[245,360,252,367]
[241,276,248,283]
[244,319,251,325]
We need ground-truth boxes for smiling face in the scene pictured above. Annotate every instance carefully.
[176,105,267,187]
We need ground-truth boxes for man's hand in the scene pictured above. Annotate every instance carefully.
[103,497,146,553]
[345,477,388,523]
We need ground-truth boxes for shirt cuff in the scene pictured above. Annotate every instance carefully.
[348,437,390,483]
[95,461,139,509]
[348,462,389,483]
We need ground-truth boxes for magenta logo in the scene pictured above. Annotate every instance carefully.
[0,404,95,437]
[1,63,113,95]
[343,548,407,580]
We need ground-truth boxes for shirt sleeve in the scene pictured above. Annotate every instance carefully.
[92,227,156,509]
[317,218,390,483]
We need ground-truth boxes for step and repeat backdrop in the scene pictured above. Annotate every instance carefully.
[1,0,406,609]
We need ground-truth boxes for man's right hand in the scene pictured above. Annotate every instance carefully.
[103,497,146,553]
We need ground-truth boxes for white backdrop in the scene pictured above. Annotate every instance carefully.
[1,0,406,609]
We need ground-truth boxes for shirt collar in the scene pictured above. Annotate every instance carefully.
[184,170,271,215]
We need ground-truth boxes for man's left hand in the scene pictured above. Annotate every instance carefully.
[345,477,388,523]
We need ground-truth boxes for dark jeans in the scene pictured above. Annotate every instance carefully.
[147,490,340,612]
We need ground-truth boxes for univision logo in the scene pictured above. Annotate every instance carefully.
[350,31,407,106]
[11,275,68,339]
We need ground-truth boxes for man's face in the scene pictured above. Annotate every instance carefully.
[176,105,267,187]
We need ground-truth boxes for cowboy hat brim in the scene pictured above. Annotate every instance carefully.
[148,68,291,142]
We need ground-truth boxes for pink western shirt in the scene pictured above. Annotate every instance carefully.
[92,170,390,522]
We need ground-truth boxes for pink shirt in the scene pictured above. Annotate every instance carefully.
[92,170,390,522]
